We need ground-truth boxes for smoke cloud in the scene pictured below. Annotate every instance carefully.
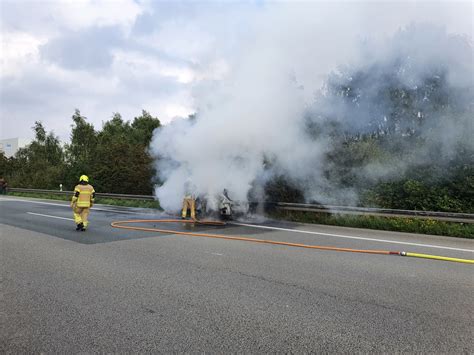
[150,2,473,212]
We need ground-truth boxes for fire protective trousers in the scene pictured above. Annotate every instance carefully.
[182,197,196,219]
[73,207,90,228]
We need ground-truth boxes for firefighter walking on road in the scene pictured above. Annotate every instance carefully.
[71,175,95,231]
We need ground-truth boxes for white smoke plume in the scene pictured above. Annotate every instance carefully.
[150,1,473,212]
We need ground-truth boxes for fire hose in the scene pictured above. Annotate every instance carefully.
[110,219,474,264]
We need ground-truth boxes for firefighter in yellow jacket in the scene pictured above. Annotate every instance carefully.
[71,175,95,231]
[181,180,196,220]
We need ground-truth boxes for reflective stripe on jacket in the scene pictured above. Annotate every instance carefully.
[72,184,95,207]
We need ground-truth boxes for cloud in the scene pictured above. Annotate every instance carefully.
[0,31,46,77]
[40,26,123,71]
[0,0,472,147]
[0,0,214,139]
[0,0,142,34]
[52,0,142,31]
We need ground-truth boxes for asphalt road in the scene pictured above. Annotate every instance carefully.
[1,196,473,352]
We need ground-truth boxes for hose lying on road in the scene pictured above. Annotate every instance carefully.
[110,219,474,264]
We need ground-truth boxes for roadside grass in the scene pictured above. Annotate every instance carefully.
[270,210,474,239]
[7,192,162,209]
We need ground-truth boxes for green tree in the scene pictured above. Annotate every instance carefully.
[130,110,161,146]
[0,152,15,181]
[10,121,65,189]
[92,111,161,194]
[64,109,98,189]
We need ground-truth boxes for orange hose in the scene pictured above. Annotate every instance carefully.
[110,219,394,255]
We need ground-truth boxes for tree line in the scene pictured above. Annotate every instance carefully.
[0,109,161,195]
[1,64,472,214]
[264,65,473,213]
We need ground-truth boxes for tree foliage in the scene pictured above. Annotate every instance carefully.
[270,53,473,212]
[1,110,161,195]
[5,121,65,189]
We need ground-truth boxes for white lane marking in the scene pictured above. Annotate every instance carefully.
[0,198,148,215]
[231,222,474,253]
[211,252,224,256]
[27,212,73,221]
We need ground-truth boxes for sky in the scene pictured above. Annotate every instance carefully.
[0,0,472,142]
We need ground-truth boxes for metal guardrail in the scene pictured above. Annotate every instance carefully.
[8,188,155,200]
[7,188,474,223]
[272,202,474,224]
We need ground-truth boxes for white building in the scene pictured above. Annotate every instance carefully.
[0,138,31,158]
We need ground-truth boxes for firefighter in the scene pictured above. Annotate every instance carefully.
[219,188,233,218]
[71,175,95,231]
[181,181,196,220]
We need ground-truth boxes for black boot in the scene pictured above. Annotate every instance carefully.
[76,223,84,231]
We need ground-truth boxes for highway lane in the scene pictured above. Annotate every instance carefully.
[1,196,473,352]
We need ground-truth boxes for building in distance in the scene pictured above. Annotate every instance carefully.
[0,138,31,158]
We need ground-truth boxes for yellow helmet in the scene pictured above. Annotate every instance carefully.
[79,175,89,182]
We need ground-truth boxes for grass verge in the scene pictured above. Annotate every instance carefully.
[270,210,474,239]
[7,192,162,210]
